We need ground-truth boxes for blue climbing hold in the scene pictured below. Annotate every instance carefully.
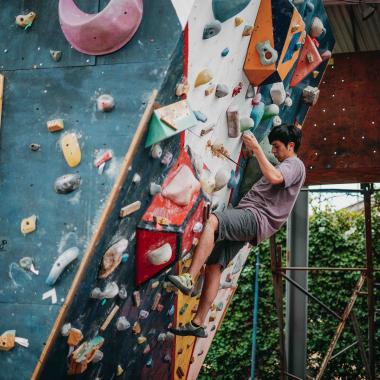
[212,0,251,23]
[122,253,129,263]
[194,110,208,123]
[168,305,175,316]
[221,47,229,57]
[227,170,240,189]
[250,102,265,131]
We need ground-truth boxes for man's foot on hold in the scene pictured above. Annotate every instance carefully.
[169,321,208,338]
[167,273,193,295]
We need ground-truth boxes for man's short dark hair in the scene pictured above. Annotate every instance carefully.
[268,124,302,153]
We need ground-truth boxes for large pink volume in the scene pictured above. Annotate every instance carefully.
[59,0,143,55]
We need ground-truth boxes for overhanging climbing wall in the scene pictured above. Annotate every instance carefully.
[0,0,334,379]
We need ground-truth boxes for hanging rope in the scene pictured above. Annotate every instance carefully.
[250,251,260,379]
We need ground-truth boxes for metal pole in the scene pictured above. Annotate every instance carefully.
[282,267,371,272]
[281,273,342,320]
[362,183,375,378]
[286,190,309,379]
[250,251,260,380]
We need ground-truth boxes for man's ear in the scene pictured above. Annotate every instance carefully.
[288,142,295,152]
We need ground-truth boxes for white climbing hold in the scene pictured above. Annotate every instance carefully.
[310,17,325,38]
[193,222,203,233]
[61,323,72,336]
[116,317,130,331]
[270,82,286,106]
[149,182,162,196]
[150,144,162,159]
[273,116,282,127]
[132,173,141,184]
[162,165,200,206]
[148,243,172,266]
[46,247,79,286]
[97,94,115,112]
[214,168,230,192]
[284,96,293,107]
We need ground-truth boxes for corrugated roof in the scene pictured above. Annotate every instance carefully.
[326,4,380,53]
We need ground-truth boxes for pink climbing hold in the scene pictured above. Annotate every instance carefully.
[58,0,143,55]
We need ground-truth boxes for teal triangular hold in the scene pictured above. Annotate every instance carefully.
[145,101,197,147]
[212,0,251,23]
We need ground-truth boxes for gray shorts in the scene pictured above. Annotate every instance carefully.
[206,208,257,270]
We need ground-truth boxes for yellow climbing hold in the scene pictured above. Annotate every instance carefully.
[235,16,244,27]
[137,336,147,344]
[116,365,124,376]
[194,69,213,88]
[21,215,37,235]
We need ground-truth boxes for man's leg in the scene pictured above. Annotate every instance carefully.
[188,215,219,279]
[167,215,219,294]
[192,264,221,326]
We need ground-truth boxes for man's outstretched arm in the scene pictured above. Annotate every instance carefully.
[242,133,284,185]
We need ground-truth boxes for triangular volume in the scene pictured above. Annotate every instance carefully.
[145,100,197,147]
[290,35,323,87]
[277,6,305,81]
[271,0,295,56]
[243,0,276,86]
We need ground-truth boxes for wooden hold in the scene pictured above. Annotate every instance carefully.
[21,215,37,235]
[132,322,141,335]
[100,305,120,332]
[133,290,141,307]
[153,215,170,225]
[119,201,141,218]
[242,25,253,36]
[200,125,214,136]
[0,330,16,352]
[205,84,215,96]
[47,119,64,132]
[151,292,162,310]
[67,328,83,347]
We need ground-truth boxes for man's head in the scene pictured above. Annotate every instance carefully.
[268,124,302,162]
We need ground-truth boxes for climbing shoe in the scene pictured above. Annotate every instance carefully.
[169,321,208,338]
[167,273,194,295]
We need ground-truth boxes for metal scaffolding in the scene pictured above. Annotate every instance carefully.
[269,184,377,379]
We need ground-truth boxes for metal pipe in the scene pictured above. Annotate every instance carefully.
[282,267,372,272]
[281,273,342,320]
[362,183,375,378]
[330,341,358,360]
[283,371,303,380]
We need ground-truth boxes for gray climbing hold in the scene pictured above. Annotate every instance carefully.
[139,310,149,319]
[29,143,40,151]
[118,285,128,299]
[116,316,131,331]
[221,47,229,57]
[245,84,255,99]
[61,323,72,336]
[149,182,162,196]
[54,173,81,194]
[19,257,39,275]
[92,350,104,363]
[215,84,229,98]
[194,110,208,123]
[97,94,115,112]
[50,50,62,62]
[203,21,222,40]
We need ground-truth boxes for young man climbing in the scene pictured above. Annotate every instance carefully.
[168,124,306,338]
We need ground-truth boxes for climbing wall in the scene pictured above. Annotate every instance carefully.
[0,0,334,379]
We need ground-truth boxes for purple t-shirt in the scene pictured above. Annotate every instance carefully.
[237,156,305,244]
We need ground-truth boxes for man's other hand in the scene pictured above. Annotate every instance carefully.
[242,132,260,154]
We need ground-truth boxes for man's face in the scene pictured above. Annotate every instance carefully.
[271,140,293,162]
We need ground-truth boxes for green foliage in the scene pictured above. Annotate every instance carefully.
[200,207,380,379]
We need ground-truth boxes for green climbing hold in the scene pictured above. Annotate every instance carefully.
[212,0,251,23]
[145,100,197,147]
[221,48,229,57]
